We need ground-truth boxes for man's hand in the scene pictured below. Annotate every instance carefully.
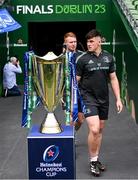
[116,99,123,113]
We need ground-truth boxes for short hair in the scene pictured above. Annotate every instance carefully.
[85,29,102,40]
[10,57,17,62]
[64,32,77,41]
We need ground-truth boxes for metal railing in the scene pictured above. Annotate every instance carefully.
[116,0,138,37]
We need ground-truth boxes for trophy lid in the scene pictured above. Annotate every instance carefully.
[41,51,58,60]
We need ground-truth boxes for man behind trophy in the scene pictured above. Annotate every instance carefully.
[62,32,85,130]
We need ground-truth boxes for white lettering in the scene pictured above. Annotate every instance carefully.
[16,5,53,14]
[46,172,56,177]
[40,162,62,167]
[26,5,33,14]
[90,66,109,71]
[16,5,23,14]
[36,167,41,172]
[47,5,54,14]
[36,167,67,172]
[34,5,41,14]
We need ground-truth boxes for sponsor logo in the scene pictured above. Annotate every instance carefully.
[97,63,101,67]
[103,56,110,63]
[85,108,91,114]
[88,59,94,64]
[43,145,59,163]
[35,145,67,177]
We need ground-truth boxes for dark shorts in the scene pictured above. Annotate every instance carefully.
[84,103,109,120]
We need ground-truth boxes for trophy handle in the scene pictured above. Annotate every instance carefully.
[40,113,62,134]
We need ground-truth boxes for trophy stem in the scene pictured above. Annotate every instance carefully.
[40,112,62,134]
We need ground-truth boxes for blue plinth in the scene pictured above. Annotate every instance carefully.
[27,125,75,179]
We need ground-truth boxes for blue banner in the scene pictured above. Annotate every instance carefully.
[69,52,78,122]
[0,8,21,33]
[21,52,40,128]
[67,52,85,122]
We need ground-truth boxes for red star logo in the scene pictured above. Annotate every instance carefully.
[47,150,54,157]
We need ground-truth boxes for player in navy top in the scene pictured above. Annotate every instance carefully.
[76,29,123,176]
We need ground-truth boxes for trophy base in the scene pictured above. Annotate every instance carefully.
[40,112,62,134]
[40,125,62,134]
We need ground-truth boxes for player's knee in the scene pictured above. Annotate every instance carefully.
[90,127,99,136]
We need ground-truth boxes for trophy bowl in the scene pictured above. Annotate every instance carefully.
[32,52,65,134]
